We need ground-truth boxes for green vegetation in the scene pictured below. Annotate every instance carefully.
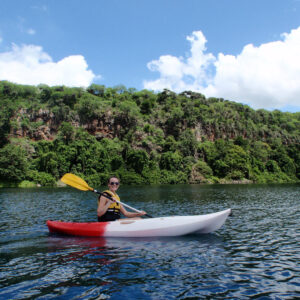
[0,81,299,187]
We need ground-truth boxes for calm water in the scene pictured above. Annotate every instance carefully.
[0,184,299,299]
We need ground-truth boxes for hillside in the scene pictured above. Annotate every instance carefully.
[0,81,299,187]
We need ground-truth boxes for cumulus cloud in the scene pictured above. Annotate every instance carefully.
[144,28,300,110]
[145,31,215,92]
[0,44,97,87]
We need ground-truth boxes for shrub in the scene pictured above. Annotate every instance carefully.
[118,170,146,185]
[28,170,56,186]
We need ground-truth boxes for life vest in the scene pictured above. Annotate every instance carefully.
[98,190,121,222]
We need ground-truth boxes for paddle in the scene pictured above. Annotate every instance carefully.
[61,173,152,218]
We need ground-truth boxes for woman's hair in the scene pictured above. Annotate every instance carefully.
[107,176,120,184]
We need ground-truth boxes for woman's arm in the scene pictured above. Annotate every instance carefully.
[97,196,112,217]
[120,204,146,218]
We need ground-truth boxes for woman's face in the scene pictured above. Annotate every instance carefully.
[108,178,120,192]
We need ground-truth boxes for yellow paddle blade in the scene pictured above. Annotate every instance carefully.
[61,173,94,191]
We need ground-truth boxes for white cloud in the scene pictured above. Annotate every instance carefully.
[27,28,36,35]
[31,4,48,12]
[32,4,48,12]
[0,44,97,87]
[144,28,300,110]
[145,31,215,93]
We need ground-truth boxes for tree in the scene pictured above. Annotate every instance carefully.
[126,149,149,174]
[166,107,184,137]
[159,151,183,171]
[0,144,29,181]
[178,129,198,157]
[36,151,59,178]
[57,122,75,144]
[223,145,250,179]
[76,96,101,124]
[87,84,105,97]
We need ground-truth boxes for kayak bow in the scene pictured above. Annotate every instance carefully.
[47,209,231,237]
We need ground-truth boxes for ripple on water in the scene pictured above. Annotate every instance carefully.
[0,184,299,299]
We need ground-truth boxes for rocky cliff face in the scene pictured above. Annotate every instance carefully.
[9,106,298,146]
[10,108,124,141]
[12,108,55,140]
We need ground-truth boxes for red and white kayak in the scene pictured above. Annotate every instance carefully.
[47,209,231,237]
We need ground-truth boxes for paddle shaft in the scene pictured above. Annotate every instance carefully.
[94,189,153,218]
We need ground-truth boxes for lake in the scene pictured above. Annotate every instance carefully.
[0,183,299,299]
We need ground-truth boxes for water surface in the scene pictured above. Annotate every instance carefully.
[0,184,299,299]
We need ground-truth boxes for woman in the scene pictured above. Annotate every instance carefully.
[97,176,146,222]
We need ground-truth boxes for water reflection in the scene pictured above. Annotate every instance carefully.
[23,233,225,299]
[45,233,226,265]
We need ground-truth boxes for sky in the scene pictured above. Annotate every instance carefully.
[0,0,300,112]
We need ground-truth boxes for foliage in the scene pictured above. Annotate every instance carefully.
[28,170,56,186]
[57,122,75,144]
[193,161,213,177]
[0,144,29,181]
[0,81,299,186]
[18,180,37,188]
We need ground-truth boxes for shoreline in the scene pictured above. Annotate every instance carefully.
[1,178,299,188]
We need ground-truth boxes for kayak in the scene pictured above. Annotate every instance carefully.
[47,209,231,237]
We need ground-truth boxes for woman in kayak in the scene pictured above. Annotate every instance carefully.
[97,176,146,222]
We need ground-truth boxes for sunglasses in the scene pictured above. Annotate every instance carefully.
[109,182,119,186]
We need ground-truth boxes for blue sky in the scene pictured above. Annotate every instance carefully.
[0,0,300,112]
